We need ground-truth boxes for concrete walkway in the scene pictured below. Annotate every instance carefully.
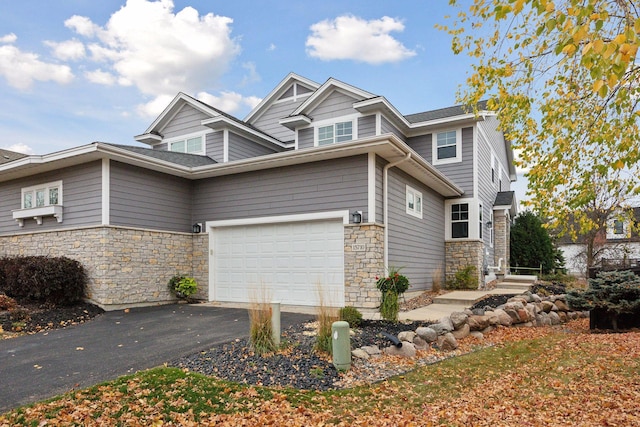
[398,275,537,322]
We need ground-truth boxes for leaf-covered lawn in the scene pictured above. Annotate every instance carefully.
[2,319,639,426]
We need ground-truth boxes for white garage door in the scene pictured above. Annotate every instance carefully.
[209,215,345,307]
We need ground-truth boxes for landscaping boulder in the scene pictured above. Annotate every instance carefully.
[398,331,416,343]
[554,299,570,312]
[493,308,513,326]
[436,332,458,351]
[431,321,454,336]
[548,311,562,325]
[352,349,370,360]
[468,314,491,331]
[413,336,428,350]
[416,326,438,343]
[361,345,381,356]
[451,323,470,340]
[540,300,555,313]
[450,312,468,329]
[384,341,416,358]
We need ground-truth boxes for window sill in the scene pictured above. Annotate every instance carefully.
[12,205,63,227]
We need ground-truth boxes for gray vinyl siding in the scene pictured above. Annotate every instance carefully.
[0,161,102,235]
[162,104,210,139]
[381,116,406,143]
[154,142,168,151]
[206,132,224,162]
[358,115,376,138]
[110,161,192,232]
[478,116,511,192]
[309,91,359,121]
[298,128,314,149]
[228,132,278,161]
[193,155,368,222]
[387,168,445,290]
[376,156,385,223]
[406,128,474,196]
[250,98,306,143]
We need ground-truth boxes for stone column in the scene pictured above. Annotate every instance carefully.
[343,224,385,309]
[493,209,510,275]
[445,240,484,287]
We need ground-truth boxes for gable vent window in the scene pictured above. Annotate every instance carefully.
[169,136,204,154]
[318,121,353,146]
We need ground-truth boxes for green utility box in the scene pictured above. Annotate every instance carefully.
[331,320,351,371]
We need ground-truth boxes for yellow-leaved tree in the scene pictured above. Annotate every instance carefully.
[440,0,640,243]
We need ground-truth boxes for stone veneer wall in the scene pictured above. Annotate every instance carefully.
[0,226,208,310]
[344,224,384,309]
[445,240,484,286]
[493,210,510,274]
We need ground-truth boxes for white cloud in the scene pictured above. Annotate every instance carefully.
[267,43,276,51]
[306,15,416,64]
[196,91,258,114]
[3,143,34,155]
[240,62,260,86]
[136,94,175,118]
[0,33,18,44]
[85,69,116,85]
[244,95,261,110]
[0,43,74,90]
[64,0,240,107]
[64,15,101,38]
[45,39,86,61]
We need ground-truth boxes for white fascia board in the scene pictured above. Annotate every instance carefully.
[290,78,376,116]
[244,73,321,123]
[134,133,162,144]
[201,116,288,149]
[279,114,312,130]
[207,210,350,229]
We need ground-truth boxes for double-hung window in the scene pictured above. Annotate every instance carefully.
[406,185,423,219]
[433,129,462,165]
[169,135,204,154]
[451,203,469,238]
[318,121,353,146]
[613,219,624,235]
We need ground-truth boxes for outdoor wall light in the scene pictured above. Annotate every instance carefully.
[192,223,202,233]
[486,221,493,227]
[352,211,363,224]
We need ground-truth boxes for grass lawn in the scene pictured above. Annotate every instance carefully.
[2,319,639,426]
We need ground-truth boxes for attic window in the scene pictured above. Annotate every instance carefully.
[169,135,204,154]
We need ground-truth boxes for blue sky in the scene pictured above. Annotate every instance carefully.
[0,0,528,201]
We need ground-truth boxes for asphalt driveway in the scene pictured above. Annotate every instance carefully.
[0,304,310,413]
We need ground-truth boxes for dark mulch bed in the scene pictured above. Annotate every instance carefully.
[170,319,434,391]
[0,301,104,335]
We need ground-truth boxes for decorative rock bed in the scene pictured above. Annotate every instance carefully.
[351,291,589,359]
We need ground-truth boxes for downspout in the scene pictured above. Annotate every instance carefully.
[383,152,412,271]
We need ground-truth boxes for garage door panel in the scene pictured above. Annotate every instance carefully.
[211,218,345,307]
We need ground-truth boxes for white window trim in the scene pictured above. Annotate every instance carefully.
[405,185,423,219]
[312,114,359,147]
[479,202,484,240]
[489,211,494,248]
[165,131,207,155]
[13,180,63,227]
[607,218,630,239]
[444,198,483,241]
[433,128,462,165]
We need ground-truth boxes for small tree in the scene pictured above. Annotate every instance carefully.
[376,267,410,321]
[567,270,640,330]
[510,211,560,274]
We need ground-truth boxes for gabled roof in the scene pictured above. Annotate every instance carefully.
[135,93,223,143]
[0,149,28,165]
[287,77,377,117]
[494,191,517,216]
[106,143,217,167]
[244,72,321,123]
[135,92,289,149]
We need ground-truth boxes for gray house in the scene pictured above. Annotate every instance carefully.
[0,73,516,310]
